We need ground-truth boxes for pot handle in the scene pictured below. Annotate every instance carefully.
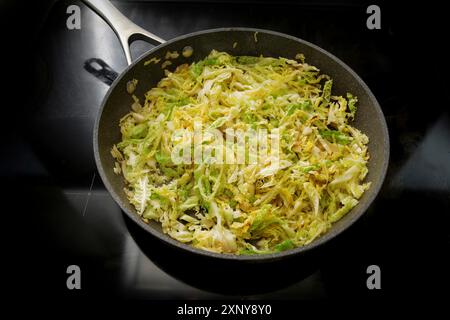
[82,0,166,65]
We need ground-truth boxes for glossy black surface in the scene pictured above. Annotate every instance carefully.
[2,0,449,301]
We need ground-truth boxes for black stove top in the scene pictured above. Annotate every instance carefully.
[2,0,449,307]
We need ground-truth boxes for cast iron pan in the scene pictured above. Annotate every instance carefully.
[84,0,389,290]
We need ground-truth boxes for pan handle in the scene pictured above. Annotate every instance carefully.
[82,0,166,65]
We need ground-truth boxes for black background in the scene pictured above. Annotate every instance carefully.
[1,0,449,310]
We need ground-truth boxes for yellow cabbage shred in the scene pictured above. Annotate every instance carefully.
[112,50,370,255]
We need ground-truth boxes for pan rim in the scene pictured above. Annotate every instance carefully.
[93,27,390,261]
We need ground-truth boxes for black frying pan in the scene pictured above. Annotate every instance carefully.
[85,0,389,266]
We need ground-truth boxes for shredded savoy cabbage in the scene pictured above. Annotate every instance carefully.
[111,50,370,254]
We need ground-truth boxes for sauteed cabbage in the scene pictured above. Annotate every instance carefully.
[111,50,370,254]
